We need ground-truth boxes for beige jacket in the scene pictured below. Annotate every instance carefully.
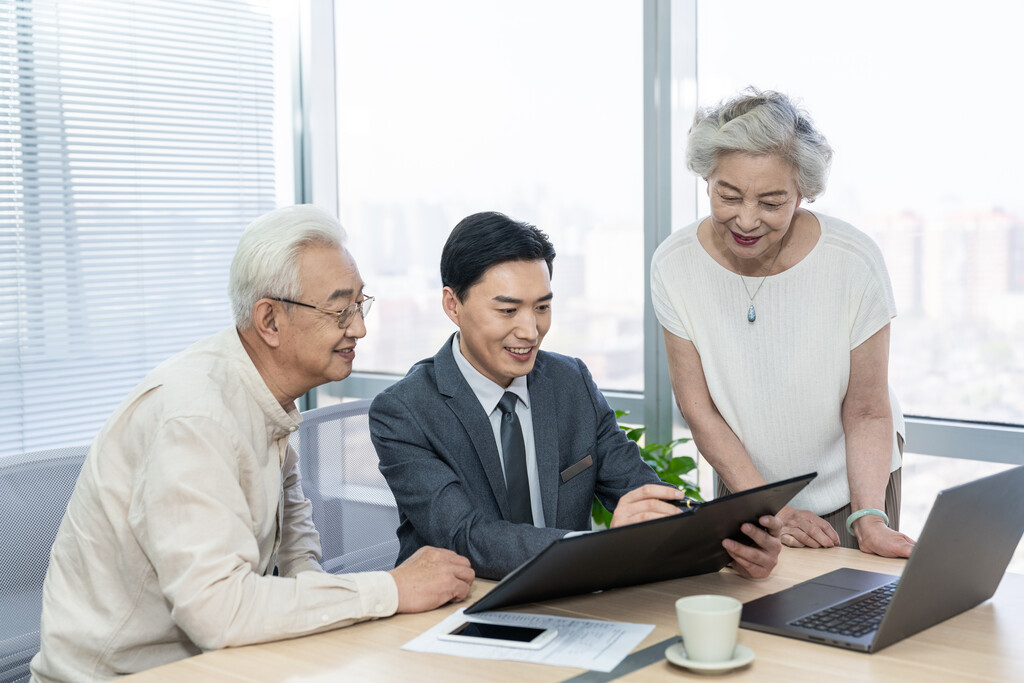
[31,328,397,682]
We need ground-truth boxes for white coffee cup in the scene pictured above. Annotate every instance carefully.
[675,594,742,662]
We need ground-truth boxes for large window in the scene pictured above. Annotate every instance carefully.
[0,0,294,457]
[329,0,644,394]
[321,0,1022,444]
[9,1,1018,570]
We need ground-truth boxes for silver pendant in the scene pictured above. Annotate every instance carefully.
[747,303,756,323]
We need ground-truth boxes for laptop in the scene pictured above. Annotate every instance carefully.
[465,473,815,614]
[740,465,1024,653]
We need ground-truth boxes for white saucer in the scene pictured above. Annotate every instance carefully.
[665,643,755,674]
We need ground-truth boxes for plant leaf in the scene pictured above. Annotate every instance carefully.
[625,427,646,442]
[667,456,696,474]
[591,497,612,528]
[683,486,704,501]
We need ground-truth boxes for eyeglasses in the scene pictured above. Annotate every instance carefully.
[271,295,374,329]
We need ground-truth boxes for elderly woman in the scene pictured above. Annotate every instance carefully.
[651,89,915,557]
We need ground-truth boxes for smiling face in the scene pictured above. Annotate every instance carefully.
[278,243,367,392]
[443,259,552,388]
[707,152,803,274]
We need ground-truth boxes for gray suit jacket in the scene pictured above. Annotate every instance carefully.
[370,335,662,579]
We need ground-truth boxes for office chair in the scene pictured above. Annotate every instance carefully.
[0,446,88,683]
[291,400,401,574]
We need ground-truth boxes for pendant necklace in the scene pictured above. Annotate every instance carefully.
[739,232,787,324]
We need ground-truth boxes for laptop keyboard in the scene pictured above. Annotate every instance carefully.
[789,581,900,638]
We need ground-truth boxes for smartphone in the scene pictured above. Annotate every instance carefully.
[437,621,558,649]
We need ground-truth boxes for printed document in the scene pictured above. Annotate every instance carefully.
[401,608,653,672]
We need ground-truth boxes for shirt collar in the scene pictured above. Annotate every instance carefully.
[451,332,530,415]
[225,327,301,438]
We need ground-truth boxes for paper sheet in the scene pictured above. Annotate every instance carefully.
[401,608,654,672]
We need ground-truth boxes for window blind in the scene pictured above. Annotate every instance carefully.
[0,0,283,457]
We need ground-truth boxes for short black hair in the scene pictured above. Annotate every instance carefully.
[440,211,556,301]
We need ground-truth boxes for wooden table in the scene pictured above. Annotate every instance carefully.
[126,547,1024,682]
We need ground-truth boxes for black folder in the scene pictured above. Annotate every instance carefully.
[465,472,815,614]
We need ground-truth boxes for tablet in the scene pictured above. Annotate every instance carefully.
[465,472,815,614]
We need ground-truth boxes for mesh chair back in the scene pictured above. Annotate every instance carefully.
[0,446,88,683]
[291,400,400,574]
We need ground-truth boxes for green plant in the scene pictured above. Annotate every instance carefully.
[591,410,703,528]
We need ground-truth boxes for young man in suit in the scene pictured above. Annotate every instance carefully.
[370,211,782,579]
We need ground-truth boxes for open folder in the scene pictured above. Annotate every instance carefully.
[465,472,815,614]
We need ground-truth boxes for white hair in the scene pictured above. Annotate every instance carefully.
[687,88,834,201]
[229,205,347,329]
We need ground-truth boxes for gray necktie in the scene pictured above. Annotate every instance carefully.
[497,391,534,525]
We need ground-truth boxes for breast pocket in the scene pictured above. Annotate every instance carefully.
[560,453,594,484]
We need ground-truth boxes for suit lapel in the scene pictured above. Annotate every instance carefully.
[435,336,512,520]
[528,355,560,526]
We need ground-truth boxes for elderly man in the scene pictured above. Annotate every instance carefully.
[31,206,474,682]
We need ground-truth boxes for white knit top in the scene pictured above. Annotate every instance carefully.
[651,211,903,514]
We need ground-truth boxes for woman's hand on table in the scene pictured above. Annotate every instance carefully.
[775,505,841,548]
[853,516,915,558]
